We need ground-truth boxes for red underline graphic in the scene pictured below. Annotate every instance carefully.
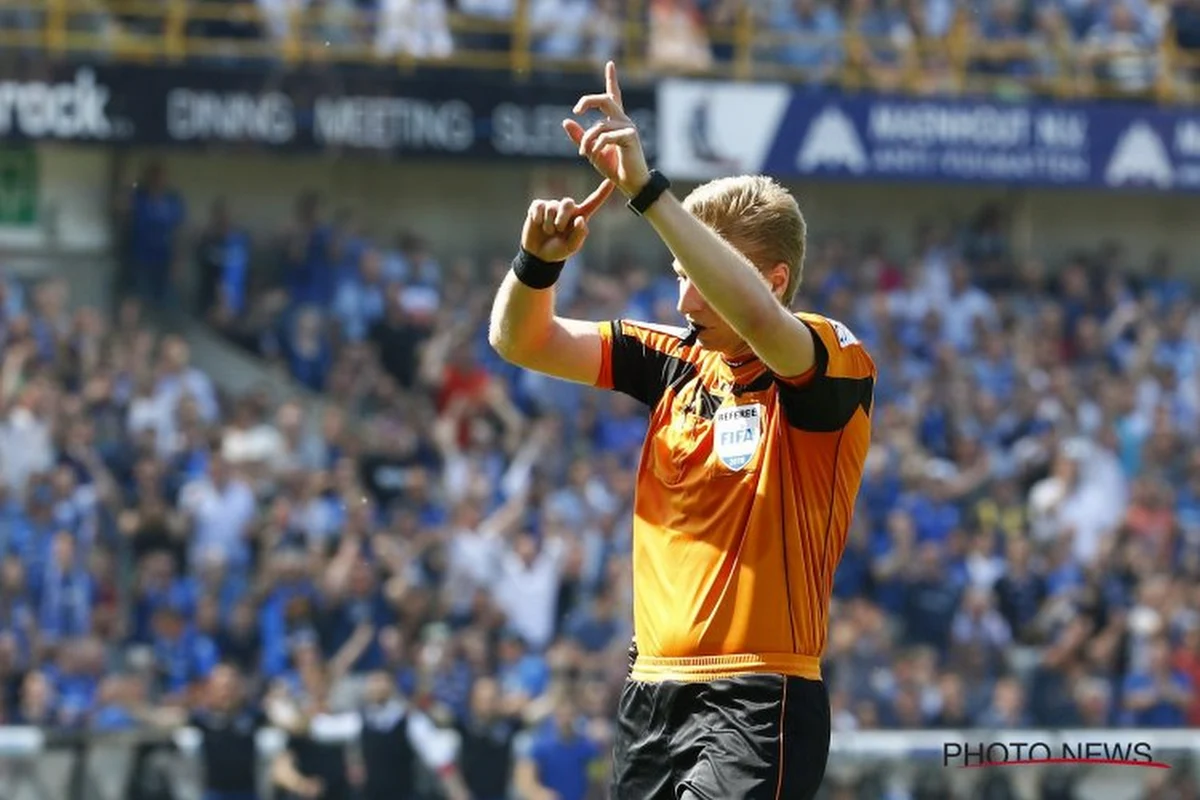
[959,758,1172,770]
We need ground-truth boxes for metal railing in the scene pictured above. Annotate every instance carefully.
[0,725,1197,800]
[0,0,1197,101]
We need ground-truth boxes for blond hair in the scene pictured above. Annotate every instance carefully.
[681,175,807,306]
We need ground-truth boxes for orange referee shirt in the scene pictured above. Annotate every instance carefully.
[594,312,875,683]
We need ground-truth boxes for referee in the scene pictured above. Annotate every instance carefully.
[489,62,875,799]
[137,664,265,800]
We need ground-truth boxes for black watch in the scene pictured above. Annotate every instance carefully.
[627,170,671,216]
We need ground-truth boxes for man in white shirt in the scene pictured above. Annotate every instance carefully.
[491,532,566,651]
[376,0,453,58]
[179,456,257,572]
[0,382,52,495]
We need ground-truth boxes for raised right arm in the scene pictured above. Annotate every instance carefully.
[487,269,603,386]
[489,183,689,408]
[488,184,612,385]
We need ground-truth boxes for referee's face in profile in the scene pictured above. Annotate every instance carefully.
[674,263,729,351]
[674,258,791,356]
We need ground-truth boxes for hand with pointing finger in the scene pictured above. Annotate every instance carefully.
[562,61,652,198]
[521,179,615,264]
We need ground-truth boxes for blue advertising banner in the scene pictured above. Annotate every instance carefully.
[658,79,1200,193]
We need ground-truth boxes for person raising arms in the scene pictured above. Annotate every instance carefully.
[488,62,875,800]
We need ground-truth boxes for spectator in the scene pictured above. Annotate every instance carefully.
[514,698,604,800]
[902,542,962,651]
[38,531,94,649]
[1072,676,1115,727]
[993,536,1047,643]
[564,584,622,653]
[1173,0,1200,87]
[1123,636,1194,727]
[256,0,307,43]
[0,380,54,496]
[1172,618,1200,725]
[697,0,738,62]
[124,162,186,309]
[155,336,220,431]
[333,249,388,345]
[217,598,263,673]
[969,0,1033,81]
[369,290,432,390]
[495,629,550,705]
[195,198,253,330]
[976,676,1033,728]
[845,0,915,89]
[941,261,998,353]
[278,307,335,392]
[376,0,454,58]
[1028,440,1125,565]
[149,603,218,702]
[1085,0,1160,94]
[355,670,469,800]
[270,673,353,800]
[647,0,714,72]
[529,0,618,62]
[769,0,845,72]
[930,672,973,727]
[1030,5,1076,86]
[178,456,257,572]
[948,588,1013,676]
[281,193,335,311]
[137,665,269,800]
[492,529,567,652]
[13,670,57,727]
[456,676,526,800]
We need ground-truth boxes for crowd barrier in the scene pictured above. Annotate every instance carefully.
[0,726,1196,799]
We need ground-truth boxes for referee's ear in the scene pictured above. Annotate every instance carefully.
[765,262,789,301]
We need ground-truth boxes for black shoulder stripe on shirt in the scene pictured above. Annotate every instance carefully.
[776,326,874,432]
[610,321,693,408]
[778,374,874,432]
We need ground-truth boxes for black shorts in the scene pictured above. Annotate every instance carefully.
[611,673,830,800]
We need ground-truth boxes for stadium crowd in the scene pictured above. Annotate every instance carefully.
[5,0,1200,91]
[18,161,1181,800]
[0,1,1193,798]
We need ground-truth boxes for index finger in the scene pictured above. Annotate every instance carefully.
[573,93,626,120]
[605,61,624,110]
[578,179,616,217]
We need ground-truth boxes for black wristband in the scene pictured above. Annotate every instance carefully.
[512,248,565,290]
[627,169,671,216]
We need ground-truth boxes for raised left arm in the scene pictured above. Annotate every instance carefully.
[642,191,817,378]
[566,61,816,379]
